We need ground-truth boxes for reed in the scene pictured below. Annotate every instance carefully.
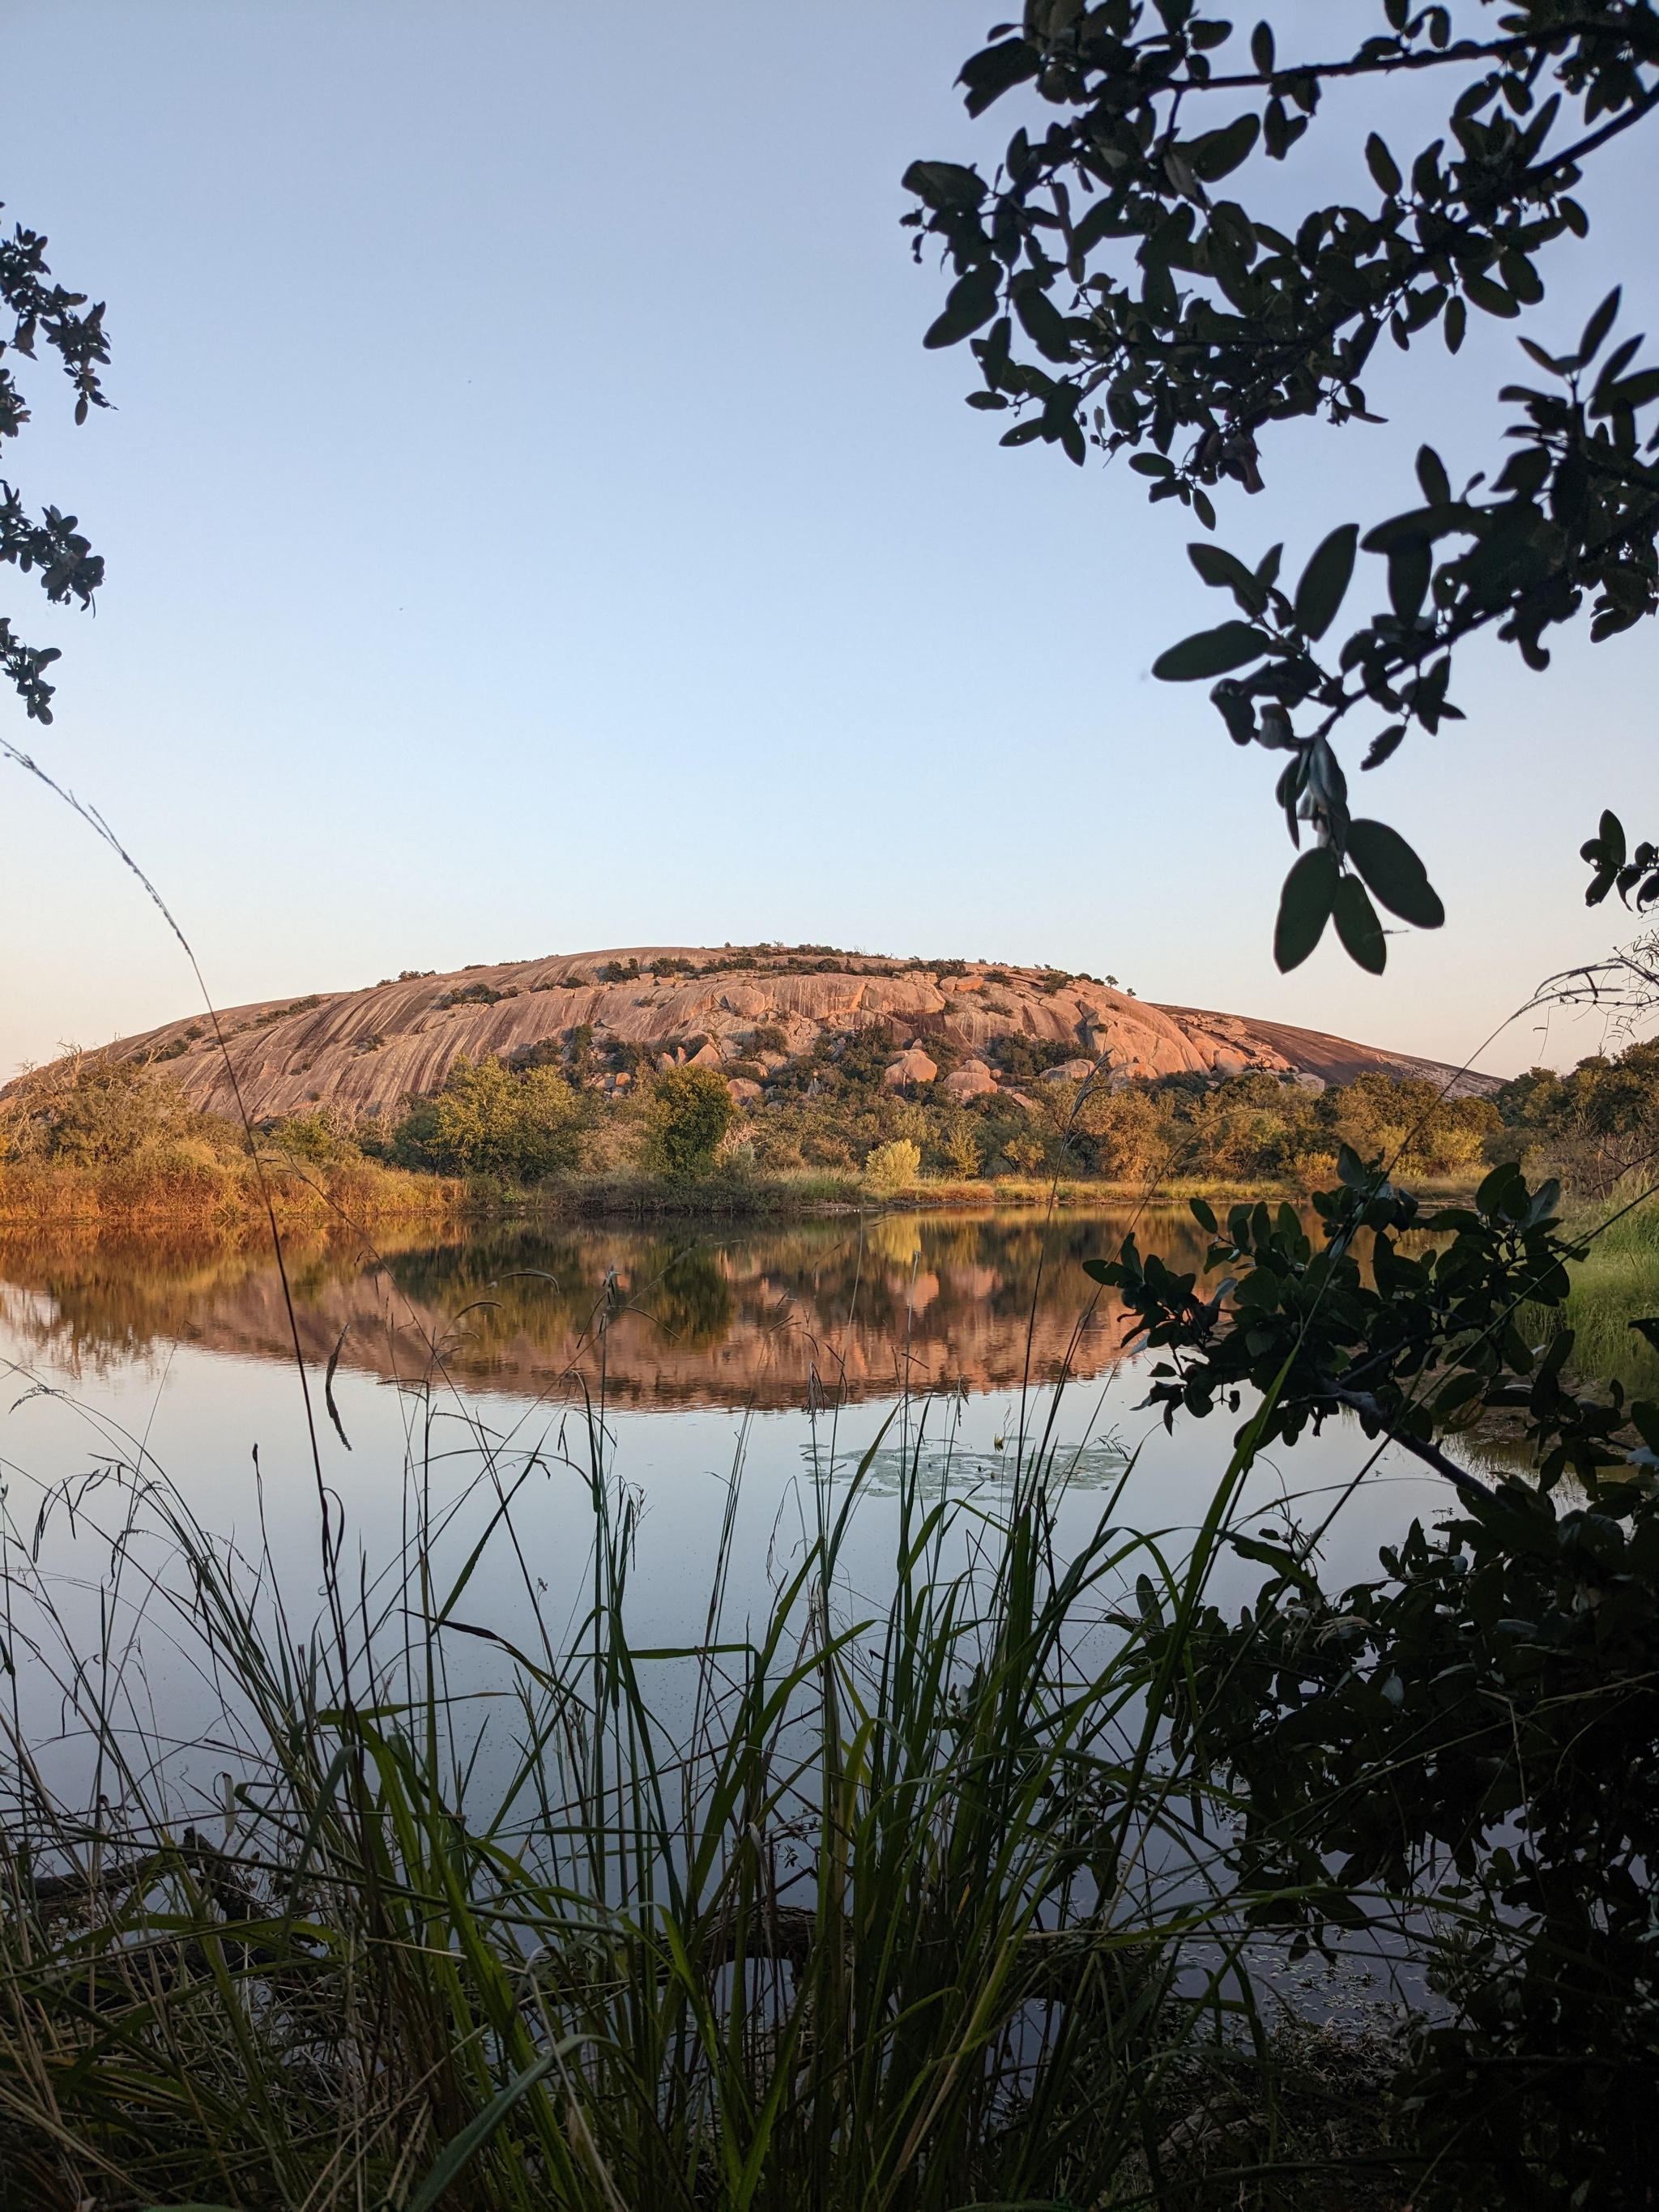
[0,1358,1328,2211]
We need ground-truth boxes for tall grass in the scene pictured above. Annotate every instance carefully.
[0,1356,1331,2212]
[1516,1178,1659,1396]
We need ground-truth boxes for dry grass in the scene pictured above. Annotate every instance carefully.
[0,1151,464,1227]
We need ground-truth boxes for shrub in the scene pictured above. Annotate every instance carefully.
[390,1056,582,1183]
[253,994,322,1028]
[940,1120,983,1179]
[1,1051,233,1169]
[801,1130,855,1169]
[864,1138,922,1197]
[265,1108,362,1168]
[565,1023,597,1083]
[1002,1135,1046,1175]
[748,1024,790,1058]
[1496,1038,1659,1196]
[644,1065,735,1179]
[433,982,503,1008]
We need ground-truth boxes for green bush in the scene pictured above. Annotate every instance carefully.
[940,1117,983,1179]
[390,1055,582,1183]
[864,1137,922,1197]
[643,1064,734,1179]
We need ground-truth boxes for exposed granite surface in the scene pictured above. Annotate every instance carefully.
[20,947,1496,1119]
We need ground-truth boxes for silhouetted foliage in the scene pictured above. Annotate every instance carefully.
[906,5,1659,969]
[1107,1151,1659,2201]
[0,201,109,720]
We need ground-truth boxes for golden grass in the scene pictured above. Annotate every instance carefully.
[0,1150,465,1228]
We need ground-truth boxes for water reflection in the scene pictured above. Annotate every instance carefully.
[0,1208,1218,1410]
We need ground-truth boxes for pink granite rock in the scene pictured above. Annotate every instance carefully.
[23,944,1494,1123]
[943,1059,997,1102]
[882,1047,939,1089]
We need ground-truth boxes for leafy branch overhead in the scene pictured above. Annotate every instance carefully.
[905,2,1659,970]
[0,210,109,723]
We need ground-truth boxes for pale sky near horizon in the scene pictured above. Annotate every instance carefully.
[2,2,1656,1082]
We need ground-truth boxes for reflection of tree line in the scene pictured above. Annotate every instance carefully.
[1,1210,1221,1400]
[377,1213,1216,1358]
[0,1221,420,1373]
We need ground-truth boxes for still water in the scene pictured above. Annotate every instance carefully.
[0,1208,1448,1656]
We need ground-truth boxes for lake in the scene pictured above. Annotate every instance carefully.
[0,1204,1483,2035]
[0,1207,1455,1663]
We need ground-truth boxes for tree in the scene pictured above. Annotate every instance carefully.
[645,1064,736,1178]
[0,206,109,722]
[390,1055,582,1183]
[1,1048,216,1166]
[904,2,1659,971]
[864,1136,923,1196]
[941,1116,984,1178]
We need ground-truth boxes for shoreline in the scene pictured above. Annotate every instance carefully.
[0,1161,1486,1234]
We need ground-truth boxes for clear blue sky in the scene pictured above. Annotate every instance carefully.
[2,1,1655,1080]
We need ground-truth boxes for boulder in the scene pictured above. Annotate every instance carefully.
[727,1077,762,1106]
[689,1042,725,1068]
[943,1059,996,1102]
[882,1047,939,1089]
[1041,1059,1097,1084]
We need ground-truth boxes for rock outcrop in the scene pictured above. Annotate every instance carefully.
[23,945,1495,1120]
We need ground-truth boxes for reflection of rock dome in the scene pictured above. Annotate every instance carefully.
[0,1209,1222,1411]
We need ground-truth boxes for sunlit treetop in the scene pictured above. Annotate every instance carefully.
[905,2,1659,972]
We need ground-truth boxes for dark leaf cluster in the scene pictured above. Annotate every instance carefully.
[1090,1147,1659,2195]
[0,207,109,722]
[1581,801,1659,910]
[906,6,1659,968]
[1155,281,1659,968]
[906,3,1651,497]
[1178,1477,1659,2205]
[1086,1152,1659,1493]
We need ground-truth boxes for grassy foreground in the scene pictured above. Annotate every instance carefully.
[0,1383,1411,2211]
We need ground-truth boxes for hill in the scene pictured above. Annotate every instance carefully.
[28,944,1495,1125]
